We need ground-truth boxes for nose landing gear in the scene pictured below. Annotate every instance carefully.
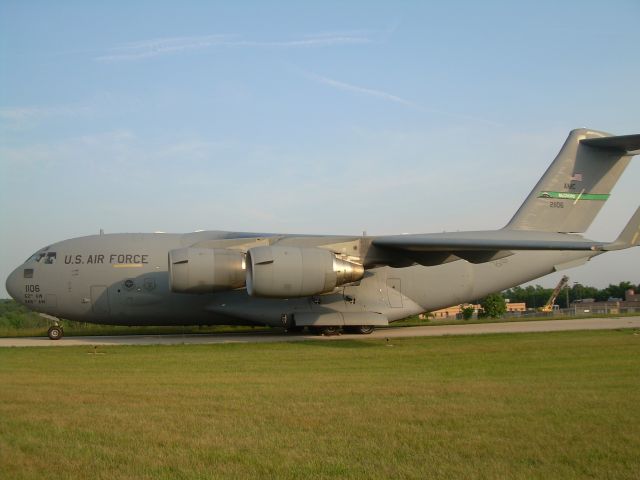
[47,324,64,340]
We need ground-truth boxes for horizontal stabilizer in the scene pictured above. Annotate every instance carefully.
[581,134,640,153]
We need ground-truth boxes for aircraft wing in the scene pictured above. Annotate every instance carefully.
[373,230,604,252]
[371,230,604,265]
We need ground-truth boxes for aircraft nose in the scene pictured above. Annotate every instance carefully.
[5,267,22,302]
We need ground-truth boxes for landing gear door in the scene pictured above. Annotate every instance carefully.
[387,278,403,308]
[90,285,110,315]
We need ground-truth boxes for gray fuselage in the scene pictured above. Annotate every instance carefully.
[5,230,594,327]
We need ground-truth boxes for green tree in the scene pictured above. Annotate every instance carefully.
[460,305,475,320]
[502,284,553,309]
[503,281,639,308]
[602,281,634,300]
[481,293,507,318]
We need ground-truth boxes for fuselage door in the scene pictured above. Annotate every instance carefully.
[90,285,110,315]
[387,278,403,308]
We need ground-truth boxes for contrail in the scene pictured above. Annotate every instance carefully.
[97,33,372,61]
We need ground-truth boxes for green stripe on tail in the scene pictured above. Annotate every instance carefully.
[538,192,610,201]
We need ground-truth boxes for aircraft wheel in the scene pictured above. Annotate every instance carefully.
[322,326,341,336]
[47,325,63,340]
[355,325,375,335]
[344,325,375,334]
[312,326,341,336]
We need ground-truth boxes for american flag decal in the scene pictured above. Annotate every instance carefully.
[570,173,583,181]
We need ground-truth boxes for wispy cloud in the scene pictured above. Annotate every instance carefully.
[306,72,417,108]
[0,105,90,122]
[97,32,372,61]
[305,71,503,126]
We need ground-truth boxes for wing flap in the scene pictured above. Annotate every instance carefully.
[453,250,514,264]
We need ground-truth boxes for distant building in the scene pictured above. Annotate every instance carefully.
[571,294,640,314]
[570,289,640,313]
[626,289,640,302]
[428,302,526,319]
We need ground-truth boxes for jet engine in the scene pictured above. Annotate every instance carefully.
[246,246,364,298]
[168,248,245,294]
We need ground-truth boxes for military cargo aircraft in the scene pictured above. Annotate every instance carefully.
[5,128,640,339]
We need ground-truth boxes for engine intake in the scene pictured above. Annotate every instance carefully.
[168,248,245,294]
[246,246,364,298]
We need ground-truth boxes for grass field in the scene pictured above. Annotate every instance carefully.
[1,330,639,479]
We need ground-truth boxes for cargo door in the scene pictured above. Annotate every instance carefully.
[90,285,110,315]
[387,278,403,308]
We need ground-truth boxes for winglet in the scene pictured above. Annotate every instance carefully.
[604,206,640,250]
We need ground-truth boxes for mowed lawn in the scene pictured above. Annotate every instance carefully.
[0,330,639,479]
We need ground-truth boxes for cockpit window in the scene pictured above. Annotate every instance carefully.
[25,247,55,264]
[27,252,46,263]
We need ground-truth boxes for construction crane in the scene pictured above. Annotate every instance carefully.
[540,275,569,312]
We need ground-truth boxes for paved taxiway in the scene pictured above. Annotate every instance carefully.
[0,316,638,347]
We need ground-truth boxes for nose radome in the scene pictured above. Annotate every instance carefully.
[5,268,21,302]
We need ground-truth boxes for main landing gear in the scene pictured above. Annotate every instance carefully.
[344,325,375,335]
[310,325,375,336]
[47,324,64,340]
[311,326,342,336]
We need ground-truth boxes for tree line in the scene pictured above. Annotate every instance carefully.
[501,281,638,309]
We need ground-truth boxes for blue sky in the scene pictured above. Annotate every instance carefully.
[1,0,639,296]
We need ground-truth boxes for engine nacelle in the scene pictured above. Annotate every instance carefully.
[168,248,245,294]
[246,246,364,298]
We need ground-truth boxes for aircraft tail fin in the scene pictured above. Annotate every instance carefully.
[505,129,639,233]
[604,206,640,251]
